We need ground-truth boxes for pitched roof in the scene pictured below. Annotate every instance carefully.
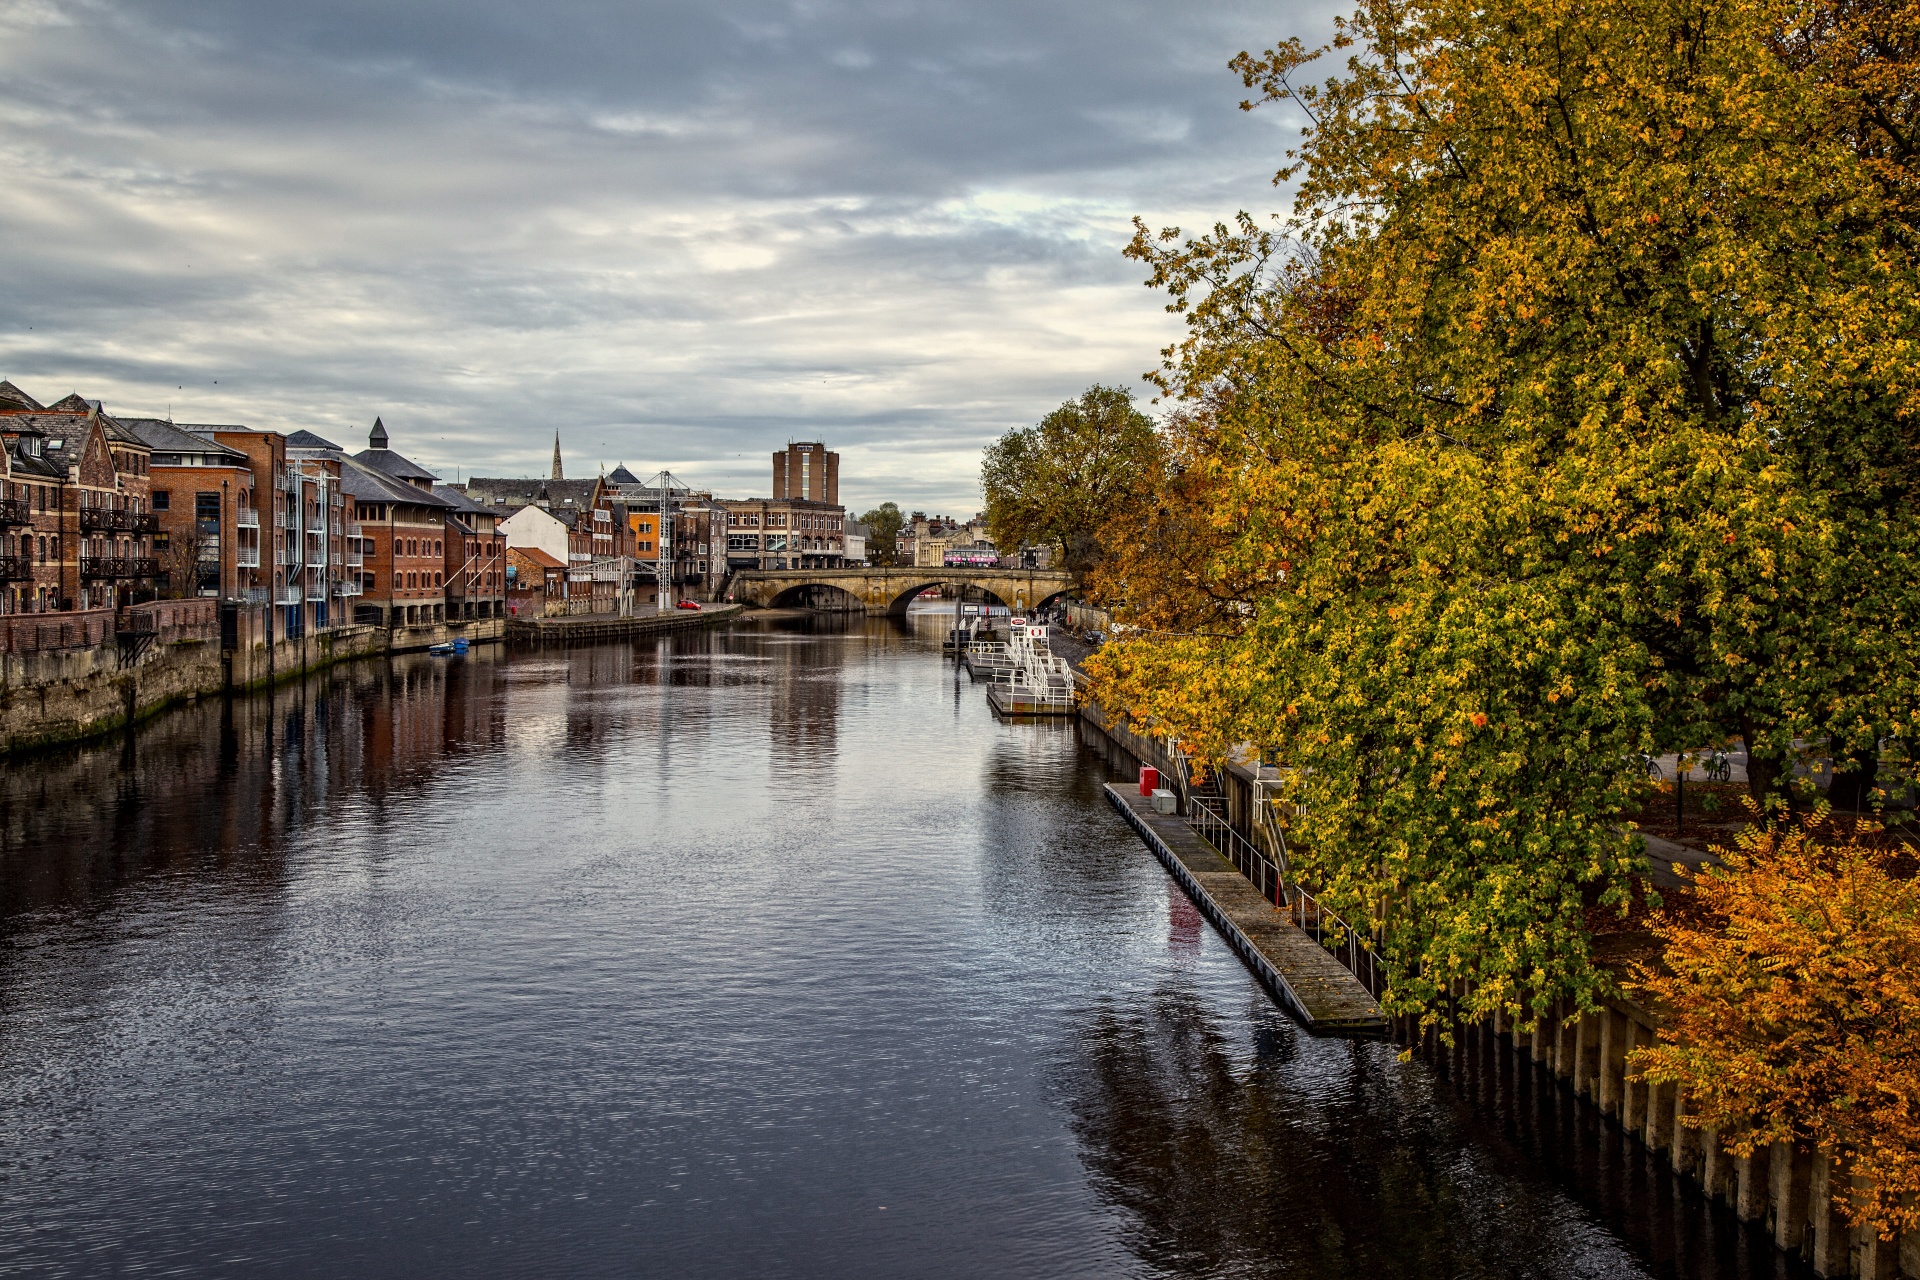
[338,456,455,508]
[120,418,250,460]
[510,546,565,570]
[432,483,503,516]
[0,381,44,412]
[607,464,641,484]
[44,393,92,413]
[353,446,438,484]
[286,429,342,451]
[464,476,601,509]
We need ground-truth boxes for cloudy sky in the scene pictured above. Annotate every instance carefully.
[1,0,1325,514]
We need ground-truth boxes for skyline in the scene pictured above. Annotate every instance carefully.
[0,0,1326,515]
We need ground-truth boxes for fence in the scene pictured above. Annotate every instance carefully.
[1189,792,1385,998]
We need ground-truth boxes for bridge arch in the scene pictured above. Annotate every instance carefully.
[768,582,865,612]
[880,580,1012,618]
[725,567,1077,617]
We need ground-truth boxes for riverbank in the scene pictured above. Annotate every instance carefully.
[1076,681,1900,1277]
[0,605,506,756]
[505,603,745,644]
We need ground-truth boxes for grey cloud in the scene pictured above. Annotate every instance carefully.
[1,0,1335,513]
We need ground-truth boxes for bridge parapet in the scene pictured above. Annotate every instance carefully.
[728,566,1078,617]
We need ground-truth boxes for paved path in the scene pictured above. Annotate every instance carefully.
[1104,784,1387,1037]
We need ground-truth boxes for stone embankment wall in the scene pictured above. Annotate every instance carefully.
[1078,695,1913,1278]
[0,602,506,755]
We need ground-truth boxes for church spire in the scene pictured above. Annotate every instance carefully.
[551,431,563,481]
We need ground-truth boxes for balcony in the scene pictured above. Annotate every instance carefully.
[0,498,27,527]
[81,557,161,580]
[275,585,303,606]
[78,508,159,534]
[236,546,261,568]
[0,555,28,581]
[307,519,326,535]
[345,548,364,568]
[335,578,364,597]
[346,522,363,540]
[236,508,260,530]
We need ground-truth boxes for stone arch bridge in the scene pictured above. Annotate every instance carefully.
[727,566,1077,617]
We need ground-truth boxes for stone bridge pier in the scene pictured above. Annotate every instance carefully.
[726,566,1078,617]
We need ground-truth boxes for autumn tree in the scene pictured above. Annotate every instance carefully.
[1085,0,1920,1028]
[858,502,903,566]
[1632,807,1920,1238]
[981,386,1160,574]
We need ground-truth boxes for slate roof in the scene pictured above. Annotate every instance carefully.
[432,484,504,517]
[121,418,250,461]
[465,476,600,510]
[353,446,439,484]
[0,381,44,412]
[286,429,342,451]
[338,457,455,508]
[607,464,641,484]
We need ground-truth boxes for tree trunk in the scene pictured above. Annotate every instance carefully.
[1827,753,1878,818]
[1738,716,1786,810]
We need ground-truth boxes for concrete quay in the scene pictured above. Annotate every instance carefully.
[1105,783,1388,1036]
[505,603,744,644]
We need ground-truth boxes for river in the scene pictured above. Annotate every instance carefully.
[0,611,1797,1278]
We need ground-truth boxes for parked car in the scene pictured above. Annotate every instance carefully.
[676,599,702,610]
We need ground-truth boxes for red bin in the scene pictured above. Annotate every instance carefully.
[1138,766,1160,797]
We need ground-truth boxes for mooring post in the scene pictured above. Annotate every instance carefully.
[1772,1142,1811,1251]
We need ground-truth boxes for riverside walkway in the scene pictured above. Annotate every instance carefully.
[1104,783,1387,1037]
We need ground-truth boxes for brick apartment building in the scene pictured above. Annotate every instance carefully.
[124,420,259,601]
[718,498,849,573]
[772,442,838,505]
[0,382,159,614]
[435,485,507,621]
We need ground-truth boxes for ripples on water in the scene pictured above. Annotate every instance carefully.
[0,612,1798,1278]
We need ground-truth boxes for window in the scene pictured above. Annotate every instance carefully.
[434,573,442,587]
[152,491,171,511]
[434,540,442,555]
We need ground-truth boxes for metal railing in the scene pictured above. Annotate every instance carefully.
[80,556,161,580]
[0,498,27,526]
[335,578,363,597]
[0,554,28,581]
[236,547,261,568]
[1187,785,1384,998]
[236,508,260,530]
[79,507,158,533]
[275,585,303,605]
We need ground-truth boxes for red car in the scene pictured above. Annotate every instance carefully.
[676,599,702,610]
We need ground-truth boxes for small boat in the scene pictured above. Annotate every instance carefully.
[428,641,459,657]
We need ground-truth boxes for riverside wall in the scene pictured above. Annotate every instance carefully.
[0,602,506,755]
[1076,696,1912,1278]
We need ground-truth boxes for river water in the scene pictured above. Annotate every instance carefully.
[0,612,1797,1279]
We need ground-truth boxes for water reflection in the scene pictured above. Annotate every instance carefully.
[0,613,1797,1279]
